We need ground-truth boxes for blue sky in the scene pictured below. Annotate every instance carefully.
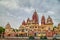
[0,0,60,29]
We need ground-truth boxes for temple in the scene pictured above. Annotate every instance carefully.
[4,10,60,37]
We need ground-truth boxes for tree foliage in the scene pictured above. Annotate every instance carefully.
[0,26,5,34]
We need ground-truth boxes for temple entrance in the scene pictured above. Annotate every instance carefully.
[18,33,27,37]
[34,33,37,36]
[18,32,27,37]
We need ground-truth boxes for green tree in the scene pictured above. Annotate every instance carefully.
[29,36,35,40]
[0,26,5,38]
[53,26,57,30]
[40,36,48,40]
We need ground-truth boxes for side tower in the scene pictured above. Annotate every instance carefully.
[47,16,53,24]
[41,15,45,25]
[5,23,11,29]
[22,20,26,25]
[46,16,53,30]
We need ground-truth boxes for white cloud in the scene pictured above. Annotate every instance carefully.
[7,11,16,18]
[20,7,34,13]
[0,0,19,9]
[0,0,60,28]
[17,16,22,20]
[24,8,34,13]
[48,11,55,14]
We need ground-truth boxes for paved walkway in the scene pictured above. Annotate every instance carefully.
[0,37,60,40]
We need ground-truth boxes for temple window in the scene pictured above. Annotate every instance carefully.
[35,26,37,28]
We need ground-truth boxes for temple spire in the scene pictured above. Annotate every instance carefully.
[47,16,53,24]
[27,18,30,23]
[32,10,39,24]
[41,15,45,25]
[22,20,26,25]
[5,22,11,29]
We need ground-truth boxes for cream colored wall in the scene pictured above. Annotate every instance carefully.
[45,25,53,30]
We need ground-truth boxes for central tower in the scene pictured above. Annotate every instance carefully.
[32,10,39,24]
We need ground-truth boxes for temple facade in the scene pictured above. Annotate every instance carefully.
[4,23,16,37]
[19,10,53,37]
[4,10,60,37]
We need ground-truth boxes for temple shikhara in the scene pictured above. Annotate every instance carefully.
[4,10,60,37]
